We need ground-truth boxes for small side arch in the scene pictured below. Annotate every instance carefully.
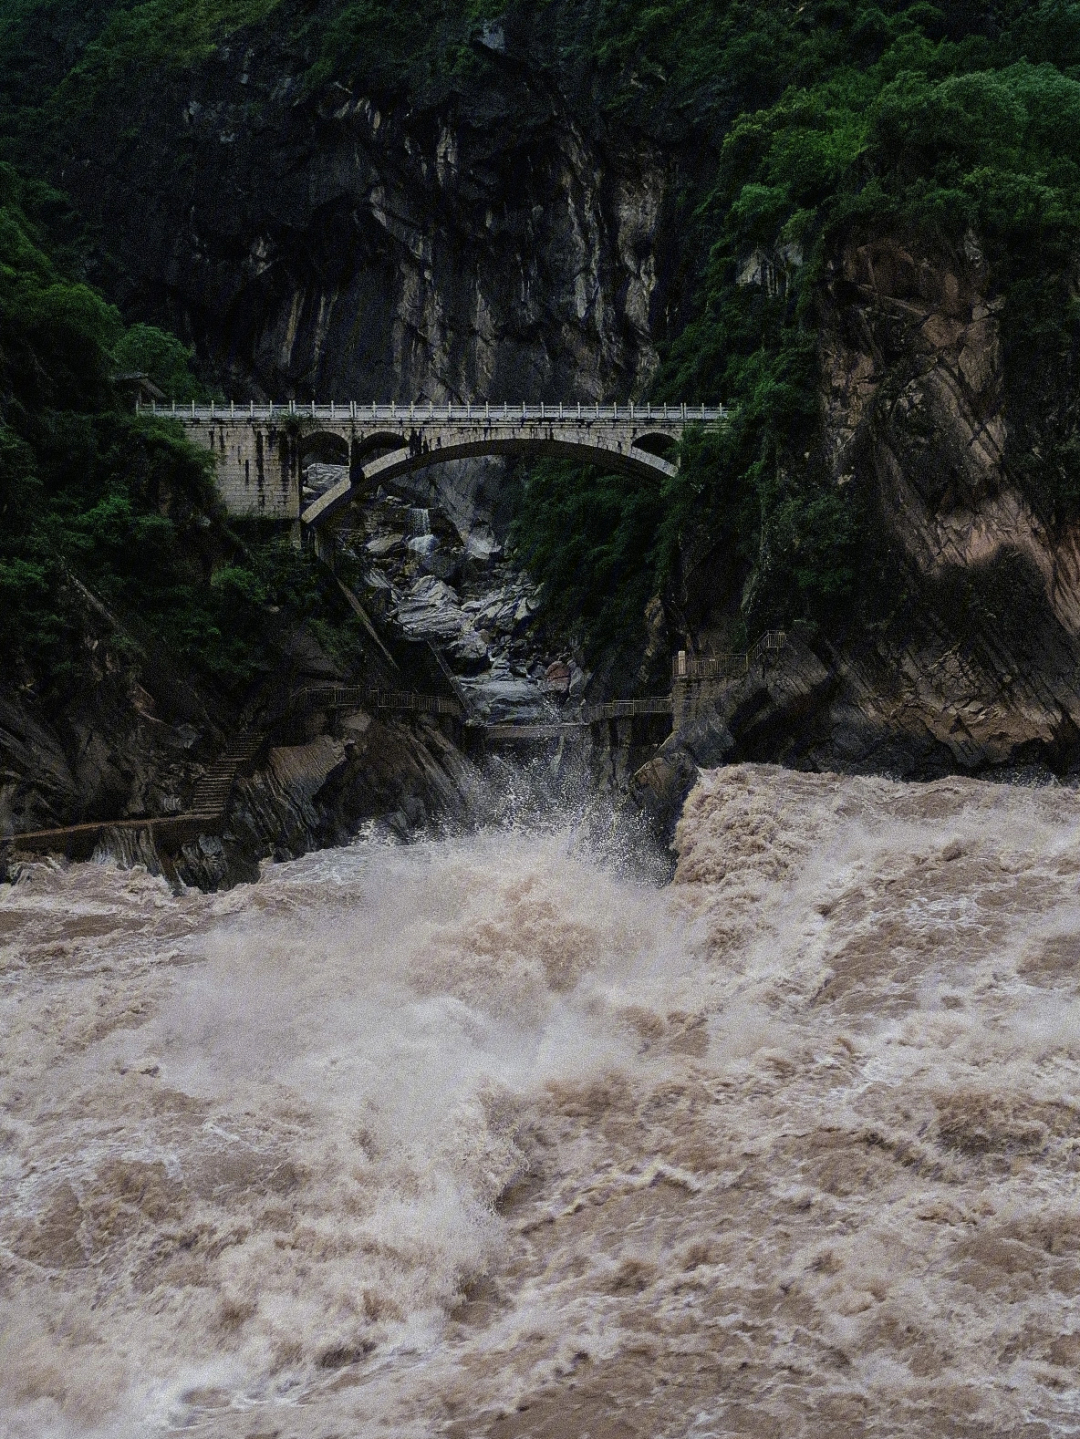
[299,429,350,505]
[299,430,350,467]
[631,430,679,461]
[350,431,411,465]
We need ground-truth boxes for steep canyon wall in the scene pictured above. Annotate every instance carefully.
[15,0,1080,852]
[59,13,683,404]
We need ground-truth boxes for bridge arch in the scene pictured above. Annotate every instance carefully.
[630,430,679,461]
[299,430,349,466]
[349,430,412,464]
[301,428,679,527]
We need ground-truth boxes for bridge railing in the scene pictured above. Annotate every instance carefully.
[137,399,729,425]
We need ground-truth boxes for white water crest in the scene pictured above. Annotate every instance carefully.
[4,763,1080,1436]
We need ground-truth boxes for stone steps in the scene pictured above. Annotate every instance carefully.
[189,733,263,816]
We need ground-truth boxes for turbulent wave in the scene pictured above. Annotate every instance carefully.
[3,764,1080,1436]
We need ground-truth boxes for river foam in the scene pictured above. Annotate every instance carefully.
[3,764,1080,1435]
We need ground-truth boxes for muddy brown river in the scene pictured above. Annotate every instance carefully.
[2,764,1079,1436]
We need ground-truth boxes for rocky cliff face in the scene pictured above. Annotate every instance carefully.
[0,573,486,888]
[637,233,1080,830]
[62,15,680,405]
[815,234,1080,772]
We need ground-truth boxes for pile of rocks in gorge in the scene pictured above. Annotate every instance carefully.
[317,475,588,724]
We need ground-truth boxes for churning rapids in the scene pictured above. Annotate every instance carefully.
[4,764,1080,1437]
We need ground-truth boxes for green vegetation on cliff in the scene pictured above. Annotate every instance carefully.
[0,164,353,699]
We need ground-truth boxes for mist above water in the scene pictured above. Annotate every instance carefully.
[3,764,1080,1436]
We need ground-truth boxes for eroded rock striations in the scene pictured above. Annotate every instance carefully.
[639,235,1080,829]
[60,14,676,406]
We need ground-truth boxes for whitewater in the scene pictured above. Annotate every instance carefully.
[3,763,1080,1437]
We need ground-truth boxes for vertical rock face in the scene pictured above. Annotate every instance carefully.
[635,231,1080,832]
[62,24,675,404]
[821,234,1080,634]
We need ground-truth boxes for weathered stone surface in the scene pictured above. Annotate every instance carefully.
[393,576,470,643]
[268,736,348,799]
[63,23,675,407]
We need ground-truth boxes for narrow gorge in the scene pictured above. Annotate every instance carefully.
[3,0,1080,880]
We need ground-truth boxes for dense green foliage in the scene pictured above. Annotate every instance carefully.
[113,325,207,402]
[511,458,667,654]
[0,165,351,696]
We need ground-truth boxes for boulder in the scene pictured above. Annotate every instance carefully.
[543,661,571,694]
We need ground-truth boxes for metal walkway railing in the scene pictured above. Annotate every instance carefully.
[292,686,464,718]
[672,630,788,682]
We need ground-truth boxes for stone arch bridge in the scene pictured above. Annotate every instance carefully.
[150,401,728,528]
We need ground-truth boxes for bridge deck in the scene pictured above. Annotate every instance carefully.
[144,401,728,425]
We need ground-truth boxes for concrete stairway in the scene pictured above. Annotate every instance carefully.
[189,732,263,817]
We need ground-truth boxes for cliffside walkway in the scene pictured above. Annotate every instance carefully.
[296,685,464,719]
[483,696,673,742]
[4,730,266,861]
[672,630,788,682]
[5,642,791,860]
[146,400,730,525]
